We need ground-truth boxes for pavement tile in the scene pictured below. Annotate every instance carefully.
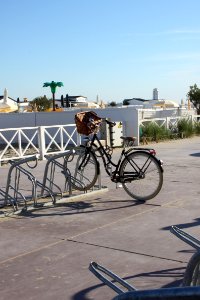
[0,137,200,299]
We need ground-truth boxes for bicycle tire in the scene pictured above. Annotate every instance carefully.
[119,151,163,201]
[183,251,200,286]
[71,147,99,191]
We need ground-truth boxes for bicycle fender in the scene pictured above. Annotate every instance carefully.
[123,150,164,173]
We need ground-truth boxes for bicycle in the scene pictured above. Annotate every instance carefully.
[72,111,163,202]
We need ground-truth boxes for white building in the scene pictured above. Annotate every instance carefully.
[123,98,149,107]
[123,87,180,109]
[123,97,180,109]
[55,95,100,108]
[0,89,18,112]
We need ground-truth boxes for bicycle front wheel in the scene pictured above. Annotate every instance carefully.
[119,151,163,201]
[183,251,200,286]
[71,147,99,191]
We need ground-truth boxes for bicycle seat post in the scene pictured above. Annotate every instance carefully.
[83,136,90,146]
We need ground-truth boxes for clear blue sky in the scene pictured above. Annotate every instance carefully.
[1,0,200,103]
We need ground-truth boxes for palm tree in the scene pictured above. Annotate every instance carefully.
[43,81,64,111]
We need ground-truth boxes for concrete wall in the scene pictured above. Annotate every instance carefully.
[0,107,140,144]
[0,107,197,146]
[0,112,36,128]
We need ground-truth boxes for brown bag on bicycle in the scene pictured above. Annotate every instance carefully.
[75,111,102,135]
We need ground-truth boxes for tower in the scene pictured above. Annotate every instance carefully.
[4,88,8,104]
[153,88,158,100]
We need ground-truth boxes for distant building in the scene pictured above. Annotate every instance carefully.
[0,95,17,105]
[55,95,87,107]
[123,98,149,106]
[0,89,18,112]
[153,88,158,100]
[18,98,30,112]
[123,88,180,109]
[67,95,87,104]
[148,99,179,108]
[123,97,179,109]
[55,95,101,108]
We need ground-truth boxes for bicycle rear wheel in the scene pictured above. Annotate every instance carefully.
[71,147,99,191]
[119,151,163,201]
[183,251,200,286]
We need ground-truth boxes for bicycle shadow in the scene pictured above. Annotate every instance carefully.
[72,267,185,300]
[190,152,200,157]
[161,218,200,232]
[161,220,200,254]
[18,198,146,219]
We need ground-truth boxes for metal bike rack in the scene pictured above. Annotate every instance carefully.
[42,149,103,200]
[0,188,22,212]
[89,261,136,294]
[112,286,200,299]
[89,261,200,300]
[171,225,200,251]
[41,151,74,198]
[4,156,56,210]
[1,149,105,213]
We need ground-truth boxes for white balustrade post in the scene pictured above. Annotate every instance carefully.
[136,109,140,146]
[60,126,64,151]
[166,117,170,129]
[18,129,22,156]
[38,126,46,160]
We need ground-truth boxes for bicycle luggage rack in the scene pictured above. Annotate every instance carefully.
[4,156,56,211]
[89,262,200,300]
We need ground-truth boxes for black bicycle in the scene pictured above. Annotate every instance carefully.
[72,111,163,201]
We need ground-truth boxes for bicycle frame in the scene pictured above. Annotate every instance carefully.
[88,133,124,181]
[82,133,162,184]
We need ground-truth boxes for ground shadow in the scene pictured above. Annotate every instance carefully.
[17,198,145,219]
[162,218,200,231]
[190,152,200,157]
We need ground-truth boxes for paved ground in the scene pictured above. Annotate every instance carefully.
[0,136,200,300]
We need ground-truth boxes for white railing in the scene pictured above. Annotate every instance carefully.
[139,116,182,132]
[140,115,200,130]
[0,124,81,163]
[139,115,200,141]
[0,115,199,163]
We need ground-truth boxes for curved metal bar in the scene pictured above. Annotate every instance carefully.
[171,225,200,250]
[113,286,200,300]
[89,261,136,295]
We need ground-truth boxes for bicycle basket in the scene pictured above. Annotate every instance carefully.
[75,111,102,135]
